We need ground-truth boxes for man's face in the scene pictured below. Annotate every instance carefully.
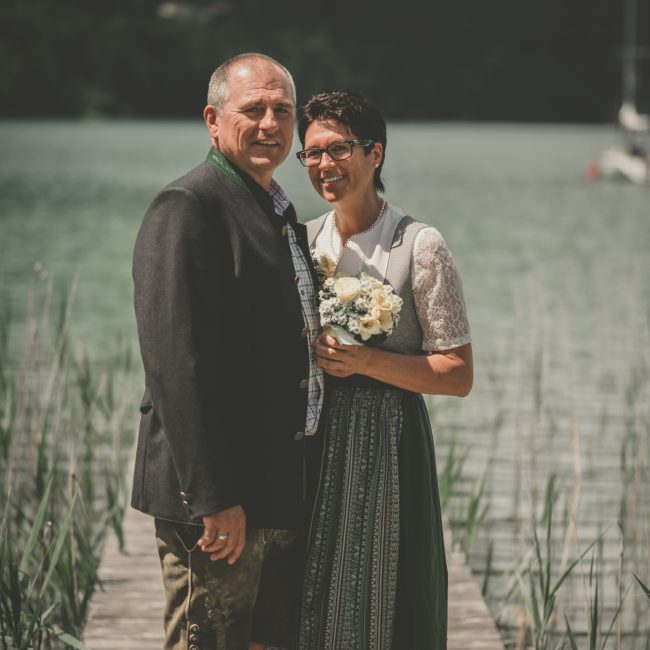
[207,63,295,189]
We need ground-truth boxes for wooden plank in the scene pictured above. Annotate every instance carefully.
[84,508,163,649]
[85,509,503,649]
[447,548,504,649]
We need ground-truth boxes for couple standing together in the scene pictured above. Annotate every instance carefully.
[131,53,473,650]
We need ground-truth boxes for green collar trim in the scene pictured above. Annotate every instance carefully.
[205,147,250,194]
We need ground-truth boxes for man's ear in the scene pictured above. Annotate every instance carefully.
[204,105,219,145]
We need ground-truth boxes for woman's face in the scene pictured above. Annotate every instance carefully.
[303,120,382,205]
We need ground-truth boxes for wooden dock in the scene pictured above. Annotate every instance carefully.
[84,508,503,649]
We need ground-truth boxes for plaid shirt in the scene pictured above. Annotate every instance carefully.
[269,180,323,436]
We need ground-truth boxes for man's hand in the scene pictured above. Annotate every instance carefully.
[198,505,246,564]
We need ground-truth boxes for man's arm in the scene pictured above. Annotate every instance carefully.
[133,186,242,520]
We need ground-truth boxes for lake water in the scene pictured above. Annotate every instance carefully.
[1,121,649,644]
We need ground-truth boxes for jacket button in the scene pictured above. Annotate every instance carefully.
[301,326,309,337]
[294,431,305,441]
[189,624,200,633]
[189,646,199,650]
[182,499,190,507]
[189,634,199,642]
[299,379,309,389]
[281,224,288,237]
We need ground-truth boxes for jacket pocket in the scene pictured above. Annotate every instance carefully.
[139,388,153,414]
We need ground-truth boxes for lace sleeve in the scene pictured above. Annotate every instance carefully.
[412,227,471,352]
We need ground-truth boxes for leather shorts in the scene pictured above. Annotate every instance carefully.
[155,519,300,650]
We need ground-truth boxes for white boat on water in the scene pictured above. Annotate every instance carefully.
[588,0,650,186]
[596,144,649,186]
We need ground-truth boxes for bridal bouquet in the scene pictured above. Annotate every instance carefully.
[312,250,403,345]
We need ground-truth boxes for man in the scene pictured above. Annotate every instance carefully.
[131,53,323,650]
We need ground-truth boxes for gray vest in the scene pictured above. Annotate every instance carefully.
[306,214,429,355]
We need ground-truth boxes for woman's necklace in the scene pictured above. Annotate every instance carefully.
[329,199,387,265]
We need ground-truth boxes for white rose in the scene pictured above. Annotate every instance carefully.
[333,276,362,302]
[390,294,403,315]
[378,308,394,332]
[372,288,393,311]
[359,315,382,341]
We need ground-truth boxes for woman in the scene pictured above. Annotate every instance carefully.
[295,91,473,650]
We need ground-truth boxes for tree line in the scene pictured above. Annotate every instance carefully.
[1,0,647,122]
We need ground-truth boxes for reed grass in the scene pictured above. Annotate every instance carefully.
[438,438,468,512]
[0,269,137,649]
[500,468,650,650]
[451,281,650,649]
[634,574,650,601]
[507,474,593,649]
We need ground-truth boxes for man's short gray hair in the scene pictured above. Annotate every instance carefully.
[207,53,296,114]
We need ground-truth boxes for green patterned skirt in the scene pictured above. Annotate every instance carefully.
[297,377,447,650]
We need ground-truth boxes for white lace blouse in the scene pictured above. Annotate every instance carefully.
[313,203,471,352]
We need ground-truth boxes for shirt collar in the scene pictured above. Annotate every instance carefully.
[205,147,249,193]
[206,146,292,222]
[268,179,291,217]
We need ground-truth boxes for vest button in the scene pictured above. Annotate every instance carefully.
[294,431,305,441]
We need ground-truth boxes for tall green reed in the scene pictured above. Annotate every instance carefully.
[0,268,138,648]
[507,474,595,649]
[505,472,649,650]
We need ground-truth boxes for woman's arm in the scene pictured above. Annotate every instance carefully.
[314,336,473,396]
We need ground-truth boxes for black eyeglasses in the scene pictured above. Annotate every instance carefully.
[296,139,374,167]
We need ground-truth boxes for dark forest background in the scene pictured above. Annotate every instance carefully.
[1,0,648,121]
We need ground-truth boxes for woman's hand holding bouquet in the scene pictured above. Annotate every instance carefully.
[312,250,403,376]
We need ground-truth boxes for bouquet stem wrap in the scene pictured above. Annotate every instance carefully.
[323,324,363,346]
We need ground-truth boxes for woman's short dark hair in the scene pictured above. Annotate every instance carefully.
[298,90,387,193]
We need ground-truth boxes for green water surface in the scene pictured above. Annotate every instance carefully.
[1,120,649,639]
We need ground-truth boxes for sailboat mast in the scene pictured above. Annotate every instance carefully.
[622,0,637,105]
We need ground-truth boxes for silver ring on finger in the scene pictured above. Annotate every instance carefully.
[217,533,229,541]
